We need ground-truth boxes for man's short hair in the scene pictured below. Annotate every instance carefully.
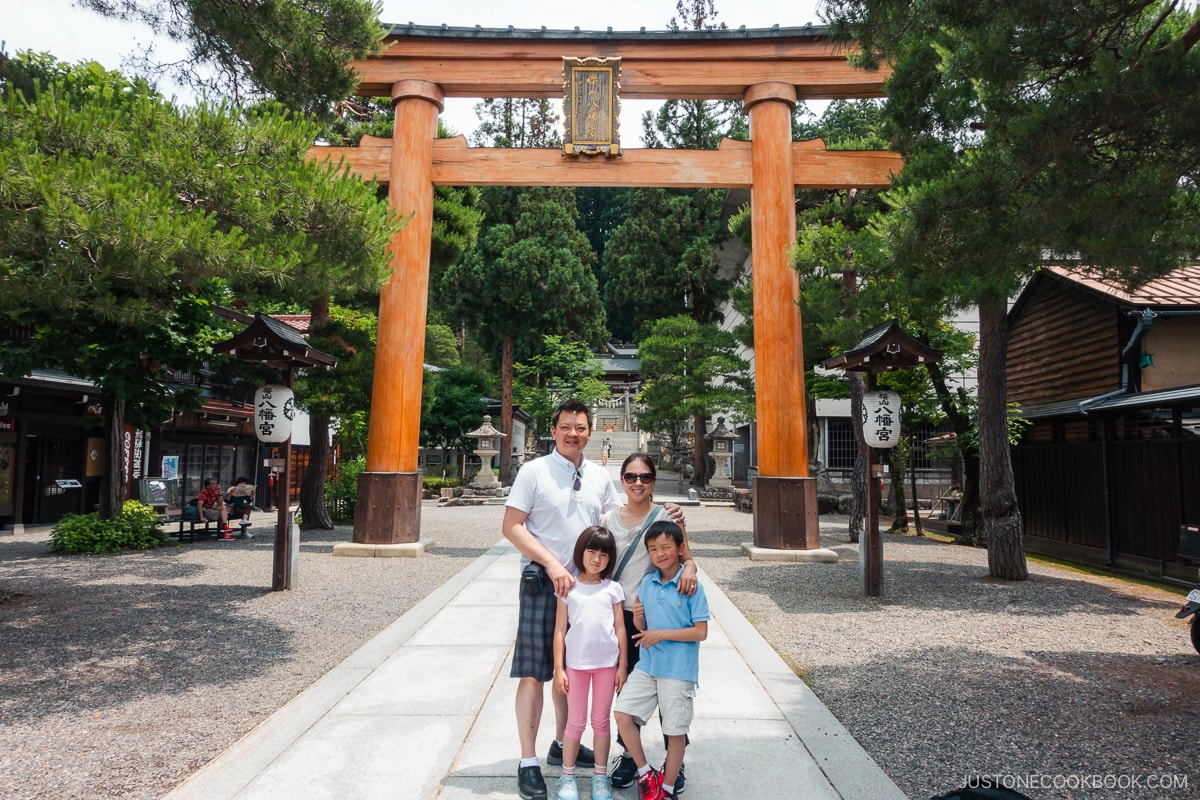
[552,398,592,429]
[644,520,684,547]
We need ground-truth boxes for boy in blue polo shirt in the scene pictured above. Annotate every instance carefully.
[613,520,709,800]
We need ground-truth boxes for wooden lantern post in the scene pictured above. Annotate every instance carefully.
[212,313,336,591]
[822,320,942,597]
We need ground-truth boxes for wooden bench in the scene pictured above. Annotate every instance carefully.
[159,501,218,543]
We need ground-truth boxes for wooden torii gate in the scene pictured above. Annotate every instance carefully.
[315,24,900,551]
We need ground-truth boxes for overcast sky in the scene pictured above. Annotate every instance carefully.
[0,0,825,142]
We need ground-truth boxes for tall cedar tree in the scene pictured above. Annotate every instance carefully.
[438,99,605,482]
[603,0,740,485]
[824,0,1200,578]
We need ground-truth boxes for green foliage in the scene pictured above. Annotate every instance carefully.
[637,315,754,434]
[421,366,492,457]
[295,304,378,420]
[514,336,611,435]
[824,0,1200,301]
[437,186,606,365]
[324,455,365,521]
[807,372,851,400]
[74,0,385,117]
[49,501,175,554]
[424,323,461,369]
[422,475,468,493]
[602,187,733,340]
[953,401,1033,455]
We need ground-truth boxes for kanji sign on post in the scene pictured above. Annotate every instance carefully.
[254,385,295,443]
[861,390,901,449]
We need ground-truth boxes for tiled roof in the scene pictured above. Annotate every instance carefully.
[272,315,310,333]
[1046,264,1200,308]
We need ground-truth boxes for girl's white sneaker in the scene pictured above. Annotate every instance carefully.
[591,773,614,800]
[556,773,579,800]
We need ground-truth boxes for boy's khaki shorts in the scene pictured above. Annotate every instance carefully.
[613,669,696,736]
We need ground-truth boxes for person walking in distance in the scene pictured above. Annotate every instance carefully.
[551,526,627,800]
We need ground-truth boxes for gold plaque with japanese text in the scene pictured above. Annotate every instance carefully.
[563,57,621,156]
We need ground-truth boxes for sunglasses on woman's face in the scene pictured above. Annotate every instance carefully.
[622,472,655,484]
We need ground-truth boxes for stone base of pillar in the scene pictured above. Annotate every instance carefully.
[353,471,422,544]
[752,476,820,549]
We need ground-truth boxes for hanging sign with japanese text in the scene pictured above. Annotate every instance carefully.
[861,390,901,449]
[563,57,621,156]
[254,385,295,443]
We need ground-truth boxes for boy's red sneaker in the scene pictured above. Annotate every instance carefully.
[637,768,664,800]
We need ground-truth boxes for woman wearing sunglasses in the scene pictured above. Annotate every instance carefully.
[602,452,697,791]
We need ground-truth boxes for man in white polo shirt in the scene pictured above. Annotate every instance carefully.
[503,399,618,800]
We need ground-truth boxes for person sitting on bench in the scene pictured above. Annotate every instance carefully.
[198,477,236,539]
[226,477,255,539]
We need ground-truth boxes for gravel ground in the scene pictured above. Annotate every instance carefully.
[1,502,1197,800]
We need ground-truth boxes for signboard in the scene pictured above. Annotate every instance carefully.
[254,385,295,443]
[563,57,621,156]
[162,456,179,480]
[861,390,901,449]
[0,417,14,432]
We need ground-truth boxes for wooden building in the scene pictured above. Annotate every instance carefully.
[1007,265,1200,582]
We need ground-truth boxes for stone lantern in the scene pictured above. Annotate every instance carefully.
[465,415,507,488]
[706,417,739,488]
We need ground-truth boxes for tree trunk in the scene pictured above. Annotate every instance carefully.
[300,413,333,529]
[978,297,1028,580]
[499,335,514,484]
[847,371,867,543]
[909,437,923,536]
[100,394,127,520]
[924,355,982,541]
[300,294,333,529]
[690,413,708,486]
[888,448,909,532]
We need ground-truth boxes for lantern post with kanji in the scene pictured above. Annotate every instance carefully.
[212,313,336,591]
[822,320,942,597]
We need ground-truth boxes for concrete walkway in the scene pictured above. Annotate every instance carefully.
[165,542,905,800]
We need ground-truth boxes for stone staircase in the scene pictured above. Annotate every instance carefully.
[585,429,643,472]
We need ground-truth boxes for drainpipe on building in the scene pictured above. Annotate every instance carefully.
[1079,308,1156,567]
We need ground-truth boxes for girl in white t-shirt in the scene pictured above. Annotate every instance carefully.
[552,526,627,800]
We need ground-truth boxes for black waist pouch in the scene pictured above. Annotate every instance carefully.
[521,562,547,596]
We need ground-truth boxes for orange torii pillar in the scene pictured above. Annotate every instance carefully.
[745,82,820,549]
[354,79,443,545]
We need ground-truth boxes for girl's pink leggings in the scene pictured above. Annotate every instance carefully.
[564,665,617,740]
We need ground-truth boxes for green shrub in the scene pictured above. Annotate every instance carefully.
[325,455,366,522]
[49,500,176,554]
[422,475,467,493]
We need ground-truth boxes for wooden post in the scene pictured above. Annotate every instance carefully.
[274,367,294,591]
[354,80,442,545]
[745,82,819,550]
[863,373,883,597]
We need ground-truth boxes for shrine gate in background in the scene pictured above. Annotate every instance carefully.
[315,24,900,551]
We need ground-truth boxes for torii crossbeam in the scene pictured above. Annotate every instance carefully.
[318,24,900,550]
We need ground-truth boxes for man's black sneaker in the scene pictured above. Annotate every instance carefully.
[662,762,691,796]
[611,753,638,788]
[546,740,595,768]
[517,765,547,800]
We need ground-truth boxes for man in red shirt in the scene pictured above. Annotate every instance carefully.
[198,477,235,538]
